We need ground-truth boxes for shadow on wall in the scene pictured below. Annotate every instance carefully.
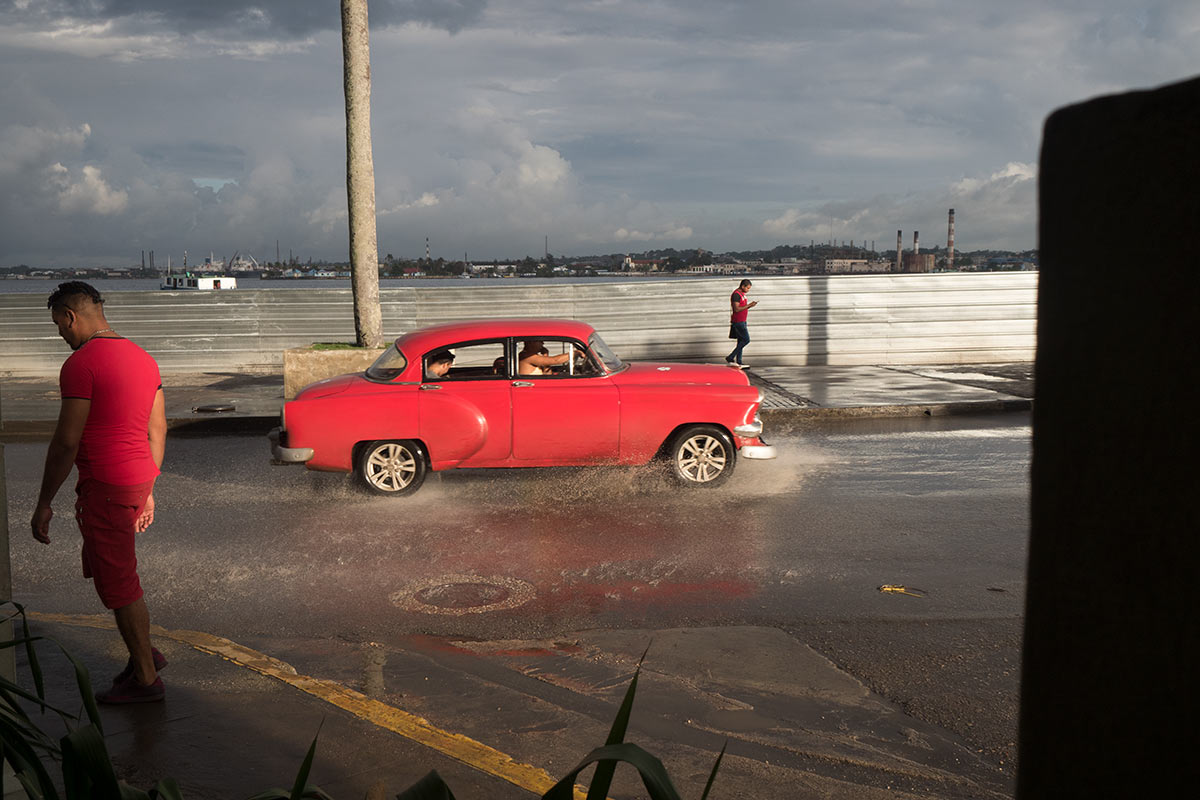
[805,276,830,366]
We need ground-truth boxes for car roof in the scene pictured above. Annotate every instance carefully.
[394,318,598,355]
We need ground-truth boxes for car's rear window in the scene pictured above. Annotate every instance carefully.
[365,344,408,381]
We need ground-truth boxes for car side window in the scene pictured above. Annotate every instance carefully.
[424,340,509,381]
[366,344,408,381]
[516,338,602,378]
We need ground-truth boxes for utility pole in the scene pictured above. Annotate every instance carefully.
[341,0,383,347]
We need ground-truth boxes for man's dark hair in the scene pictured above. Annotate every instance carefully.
[428,350,455,364]
[47,281,104,311]
[739,279,753,289]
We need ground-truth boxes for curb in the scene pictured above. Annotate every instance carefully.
[2,400,1032,441]
[760,397,1032,423]
[0,415,280,442]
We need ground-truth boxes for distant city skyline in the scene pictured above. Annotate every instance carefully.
[2,1,1196,266]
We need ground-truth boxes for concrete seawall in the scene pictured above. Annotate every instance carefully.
[0,272,1036,376]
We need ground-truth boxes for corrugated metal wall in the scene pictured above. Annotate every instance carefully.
[0,272,1036,376]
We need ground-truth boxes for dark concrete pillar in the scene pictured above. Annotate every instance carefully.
[1021,75,1200,797]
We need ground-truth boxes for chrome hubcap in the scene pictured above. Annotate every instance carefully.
[677,435,727,483]
[366,444,417,491]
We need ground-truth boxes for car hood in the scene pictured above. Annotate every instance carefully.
[614,362,751,386]
[294,372,365,400]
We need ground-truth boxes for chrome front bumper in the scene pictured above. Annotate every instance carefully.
[268,426,313,464]
[734,417,764,437]
[740,444,777,460]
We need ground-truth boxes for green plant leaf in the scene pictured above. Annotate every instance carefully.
[586,643,650,800]
[288,726,321,800]
[148,777,185,799]
[699,741,727,800]
[0,712,61,799]
[395,770,458,800]
[61,724,122,800]
[19,606,48,704]
[545,743,684,800]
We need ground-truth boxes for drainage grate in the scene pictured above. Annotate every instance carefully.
[391,575,536,616]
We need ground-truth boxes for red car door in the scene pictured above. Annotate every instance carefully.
[510,339,620,463]
[416,340,513,467]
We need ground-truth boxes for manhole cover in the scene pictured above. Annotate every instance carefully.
[415,582,510,608]
[391,575,535,616]
[192,404,236,414]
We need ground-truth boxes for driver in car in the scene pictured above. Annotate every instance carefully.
[518,340,572,375]
[424,350,455,380]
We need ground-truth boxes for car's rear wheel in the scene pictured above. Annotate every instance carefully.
[356,440,427,496]
[668,425,735,487]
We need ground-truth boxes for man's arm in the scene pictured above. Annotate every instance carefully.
[148,388,166,468]
[31,398,90,544]
[135,388,167,533]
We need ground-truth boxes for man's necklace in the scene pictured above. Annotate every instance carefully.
[84,328,116,344]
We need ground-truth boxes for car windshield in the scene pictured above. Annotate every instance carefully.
[588,333,624,372]
[365,344,408,381]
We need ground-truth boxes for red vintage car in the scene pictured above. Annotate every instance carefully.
[269,319,776,495]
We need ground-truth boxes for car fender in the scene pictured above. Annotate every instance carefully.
[616,384,759,463]
[418,390,489,467]
[286,389,421,472]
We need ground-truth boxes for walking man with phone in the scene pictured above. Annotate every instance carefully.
[726,279,757,369]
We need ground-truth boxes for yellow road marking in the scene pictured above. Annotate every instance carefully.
[30,612,586,799]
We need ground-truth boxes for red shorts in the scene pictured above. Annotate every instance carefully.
[74,478,154,610]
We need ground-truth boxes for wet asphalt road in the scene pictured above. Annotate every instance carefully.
[4,411,1030,794]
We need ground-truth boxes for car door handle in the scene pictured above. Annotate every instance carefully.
[420,384,442,390]
[512,381,534,388]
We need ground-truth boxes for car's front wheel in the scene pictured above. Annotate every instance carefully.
[668,425,735,487]
[356,440,428,496]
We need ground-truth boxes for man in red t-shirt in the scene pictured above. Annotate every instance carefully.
[725,279,757,368]
[31,282,169,704]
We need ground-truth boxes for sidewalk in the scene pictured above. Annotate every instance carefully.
[0,363,1032,440]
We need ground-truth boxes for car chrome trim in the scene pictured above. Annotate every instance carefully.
[512,381,534,387]
[419,384,442,390]
[734,417,764,436]
[268,427,314,464]
[740,444,777,460]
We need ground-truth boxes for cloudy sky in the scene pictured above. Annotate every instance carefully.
[1,1,1196,266]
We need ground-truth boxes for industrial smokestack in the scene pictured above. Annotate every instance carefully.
[913,230,920,256]
[895,230,902,273]
[947,208,956,270]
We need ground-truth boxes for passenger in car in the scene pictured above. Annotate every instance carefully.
[492,356,507,375]
[424,350,455,380]
[518,340,571,375]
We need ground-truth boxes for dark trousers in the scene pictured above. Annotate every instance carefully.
[727,322,750,364]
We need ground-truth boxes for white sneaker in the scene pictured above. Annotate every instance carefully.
[738,363,750,369]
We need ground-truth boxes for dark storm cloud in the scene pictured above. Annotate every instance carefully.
[0,0,487,37]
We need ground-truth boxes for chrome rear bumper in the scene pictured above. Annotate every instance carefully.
[268,426,314,464]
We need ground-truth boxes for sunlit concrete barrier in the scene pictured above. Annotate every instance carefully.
[0,272,1036,376]
[283,346,386,399]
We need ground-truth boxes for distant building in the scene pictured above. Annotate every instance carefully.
[622,256,667,271]
[902,253,936,273]
[824,258,891,274]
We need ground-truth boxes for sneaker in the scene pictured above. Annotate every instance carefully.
[725,359,739,367]
[737,363,750,369]
[97,673,165,704]
[112,647,168,686]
